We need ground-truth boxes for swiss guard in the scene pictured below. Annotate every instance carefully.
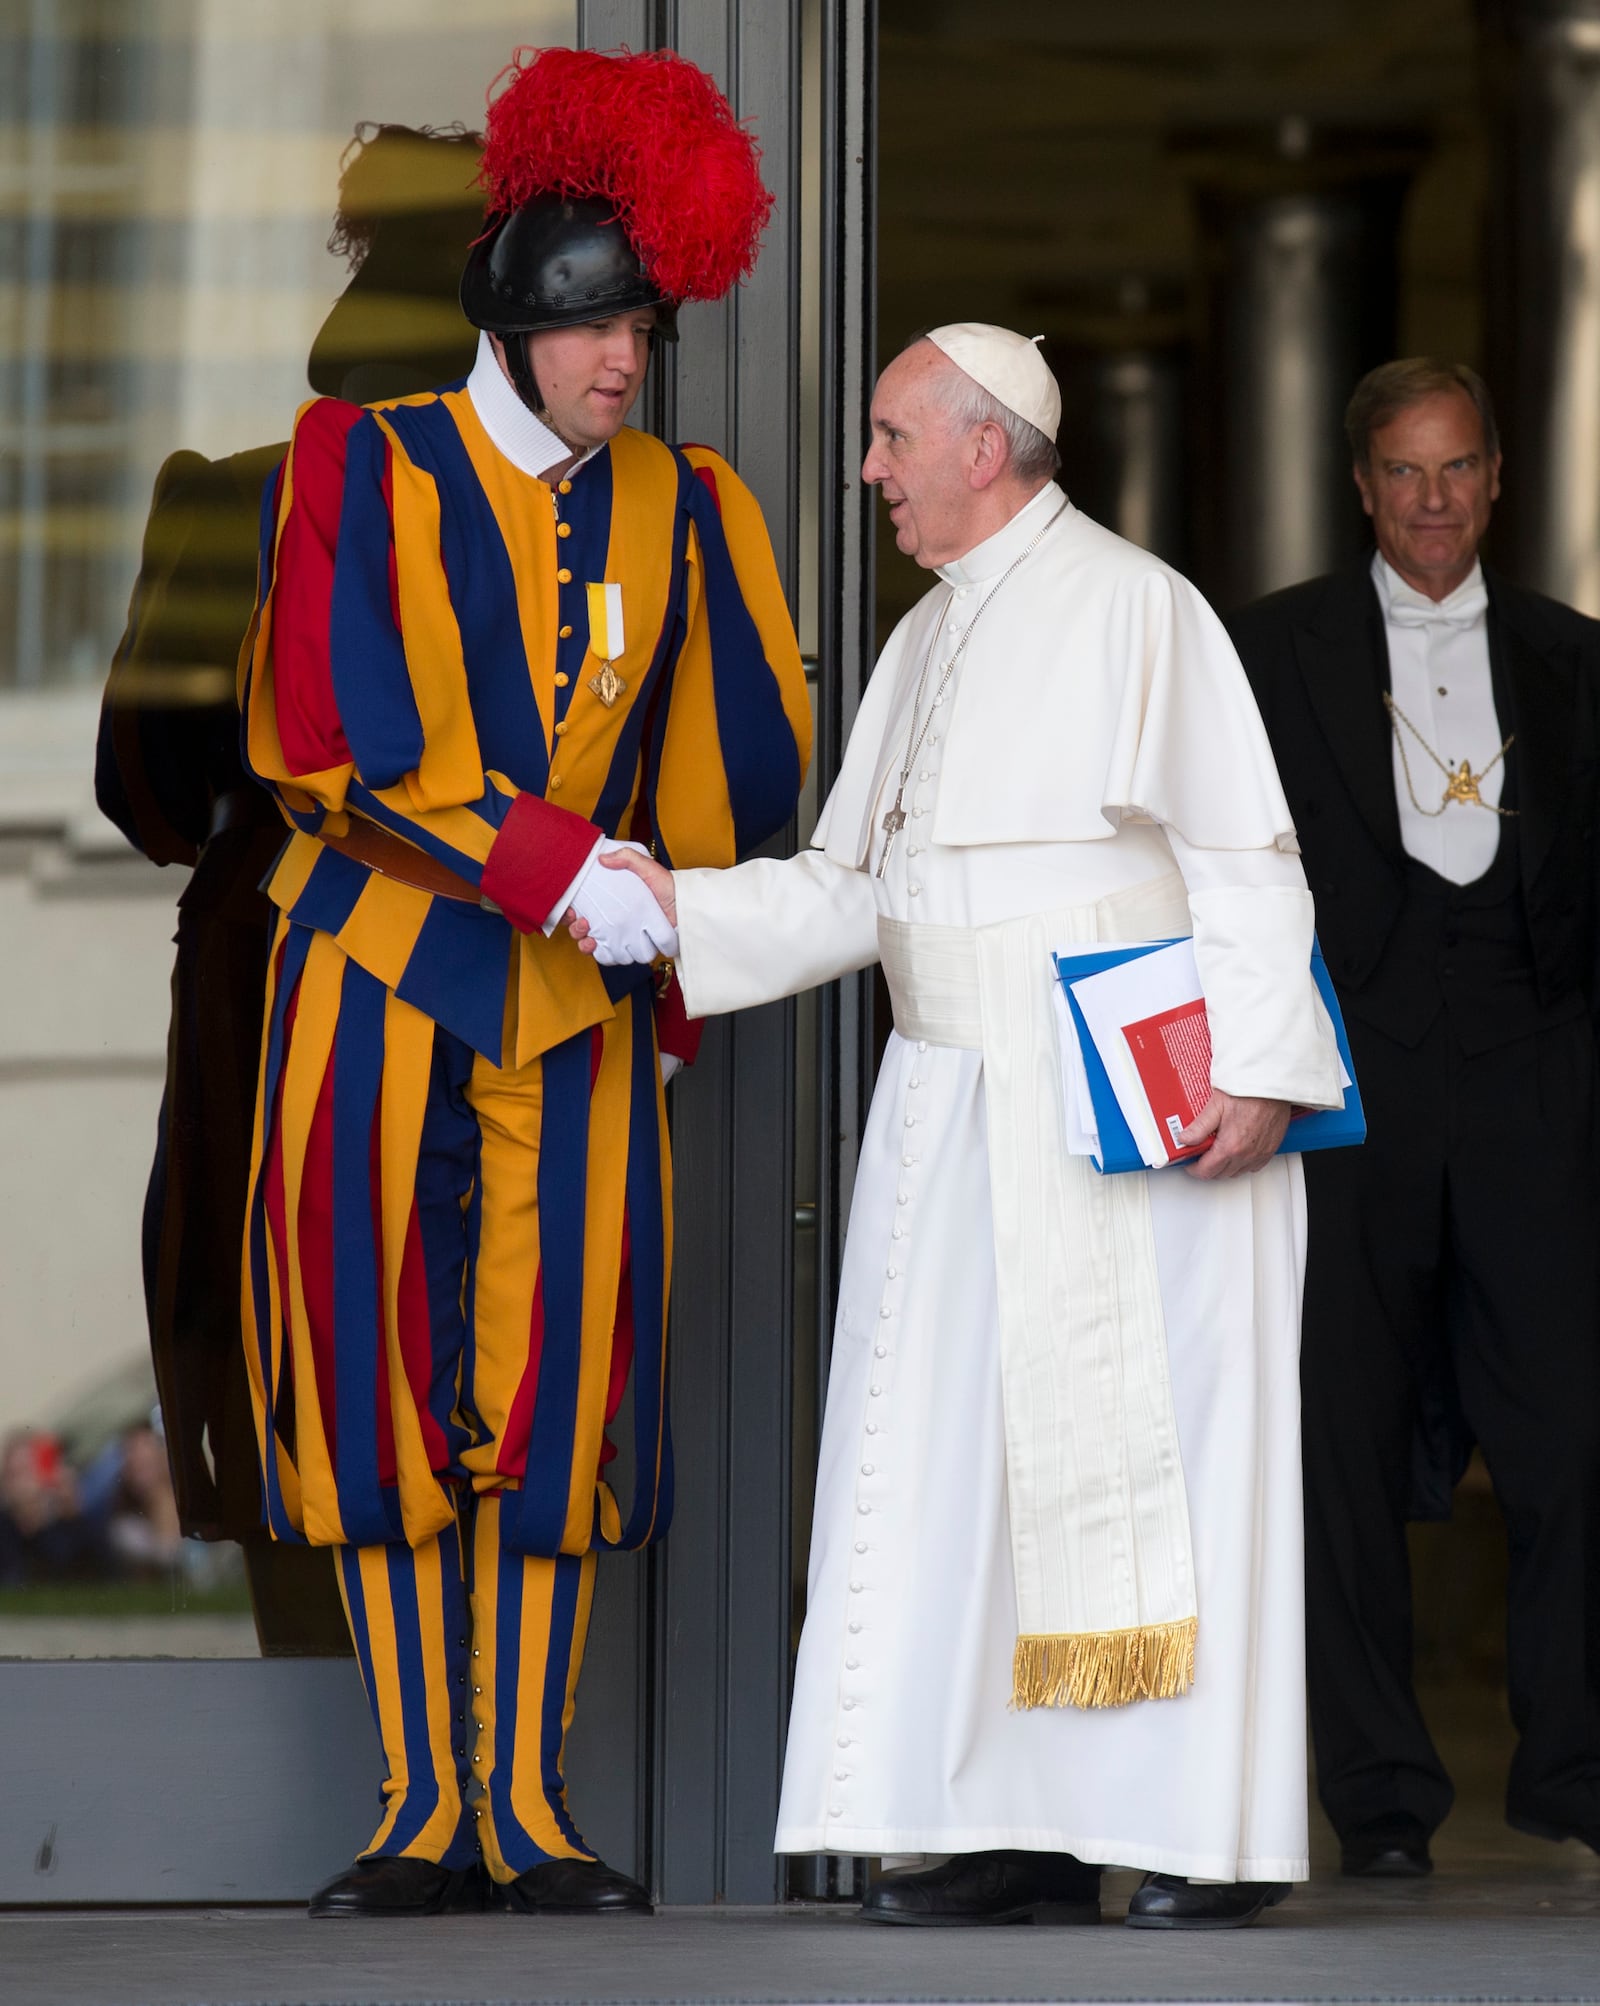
[239,47,809,1918]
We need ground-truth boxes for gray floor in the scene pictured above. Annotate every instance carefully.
[8,1652,1598,2004]
[5,1842,1598,2006]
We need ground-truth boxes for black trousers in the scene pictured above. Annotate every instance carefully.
[1301,1005,1600,1842]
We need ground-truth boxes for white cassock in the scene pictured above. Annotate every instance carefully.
[673,483,1343,1884]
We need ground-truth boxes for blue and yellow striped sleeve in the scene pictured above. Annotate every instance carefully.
[649,447,811,870]
[240,397,598,932]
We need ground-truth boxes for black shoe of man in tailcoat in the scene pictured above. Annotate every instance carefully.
[500,1856,654,1914]
[1508,1809,1600,1858]
[1125,1874,1291,1929]
[860,1849,1102,1925]
[308,1856,491,1917]
[1340,1820,1433,1878]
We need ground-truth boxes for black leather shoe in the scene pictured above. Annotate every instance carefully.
[1508,1812,1600,1856]
[860,1850,1102,1926]
[1125,1874,1290,1930]
[308,1855,485,1917]
[501,1856,653,1915]
[1340,1829,1433,1878]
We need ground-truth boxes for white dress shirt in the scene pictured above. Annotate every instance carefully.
[1375,552,1504,886]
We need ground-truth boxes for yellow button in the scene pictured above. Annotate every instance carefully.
[556,522,572,539]
[558,625,573,640]
[557,568,572,584]
[549,774,563,791]
[555,670,570,687]
[555,721,568,736]
[558,480,573,495]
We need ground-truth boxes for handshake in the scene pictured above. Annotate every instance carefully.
[562,839,679,966]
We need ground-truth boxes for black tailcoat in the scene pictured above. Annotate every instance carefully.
[1227,557,1600,1848]
[1232,559,1600,1033]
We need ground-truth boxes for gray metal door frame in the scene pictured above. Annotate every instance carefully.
[0,0,877,1908]
[570,0,879,1907]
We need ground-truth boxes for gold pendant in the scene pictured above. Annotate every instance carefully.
[1442,759,1483,807]
[588,659,627,709]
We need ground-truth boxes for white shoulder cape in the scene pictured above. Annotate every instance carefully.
[813,498,1298,867]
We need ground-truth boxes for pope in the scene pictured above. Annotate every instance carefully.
[574,323,1342,1930]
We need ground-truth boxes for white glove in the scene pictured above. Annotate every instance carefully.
[570,839,680,965]
[660,1053,682,1085]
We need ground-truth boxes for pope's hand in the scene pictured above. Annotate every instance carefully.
[1176,1089,1291,1180]
[565,840,678,964]
[566,845,678,962]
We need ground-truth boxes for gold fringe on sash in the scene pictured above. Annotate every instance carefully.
[1011,1615,1197,1711]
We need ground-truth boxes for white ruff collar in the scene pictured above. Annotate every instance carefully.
[465,331,602,480]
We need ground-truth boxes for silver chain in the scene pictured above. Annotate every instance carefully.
[877,497,1068,877]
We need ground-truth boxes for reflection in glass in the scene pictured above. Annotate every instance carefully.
[0,0,575,1659]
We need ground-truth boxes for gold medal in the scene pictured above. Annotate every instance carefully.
[586,583,626,708]
[589,660,626,708]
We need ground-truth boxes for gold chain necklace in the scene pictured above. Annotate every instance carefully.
[1383,691,1517,818]
[877,497,1068,878]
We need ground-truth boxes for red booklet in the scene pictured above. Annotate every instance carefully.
[1122,999,1213,1164]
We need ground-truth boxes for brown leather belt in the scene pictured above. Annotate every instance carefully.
[317,815,502,913]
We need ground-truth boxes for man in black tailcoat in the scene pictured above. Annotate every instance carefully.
[1228,359,1600,1876]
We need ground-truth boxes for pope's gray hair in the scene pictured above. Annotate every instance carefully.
[915,338,1061,483]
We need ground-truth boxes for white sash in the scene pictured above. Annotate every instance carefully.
[878,870,1199,1709]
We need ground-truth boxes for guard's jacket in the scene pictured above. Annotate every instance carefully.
[239,390,810,1557]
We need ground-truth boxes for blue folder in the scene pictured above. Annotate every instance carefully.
[1052,937,1366,1175]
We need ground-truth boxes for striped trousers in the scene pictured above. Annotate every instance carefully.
[243,921,674,1875]
[337,1495,596,1875]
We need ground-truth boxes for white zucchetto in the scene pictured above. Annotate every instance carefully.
[925,322,1061,443]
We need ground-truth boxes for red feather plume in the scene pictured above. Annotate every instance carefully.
[478,46,774,304]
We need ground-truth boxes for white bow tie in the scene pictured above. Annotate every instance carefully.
[1387,581,1488,630]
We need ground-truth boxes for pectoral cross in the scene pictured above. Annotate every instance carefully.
[877,798,907,879]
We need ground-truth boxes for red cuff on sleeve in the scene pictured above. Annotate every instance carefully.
[480,791,599,934]
[654,973,704,1066]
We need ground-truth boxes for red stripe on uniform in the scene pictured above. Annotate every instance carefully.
[273,398,360,777]
[497,1268,546,1480]
[601,1211,635,1467]
[692,463,722,514]
[396,1197,449,1470]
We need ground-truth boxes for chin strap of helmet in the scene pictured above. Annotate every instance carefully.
[504,332,545,416]
[504,331,584,457]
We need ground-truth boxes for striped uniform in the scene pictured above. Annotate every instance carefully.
[239,388,809,1873]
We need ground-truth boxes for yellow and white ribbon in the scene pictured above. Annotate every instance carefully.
[586,583,626,707]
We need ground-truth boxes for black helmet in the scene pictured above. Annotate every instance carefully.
[459,194,679,342]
